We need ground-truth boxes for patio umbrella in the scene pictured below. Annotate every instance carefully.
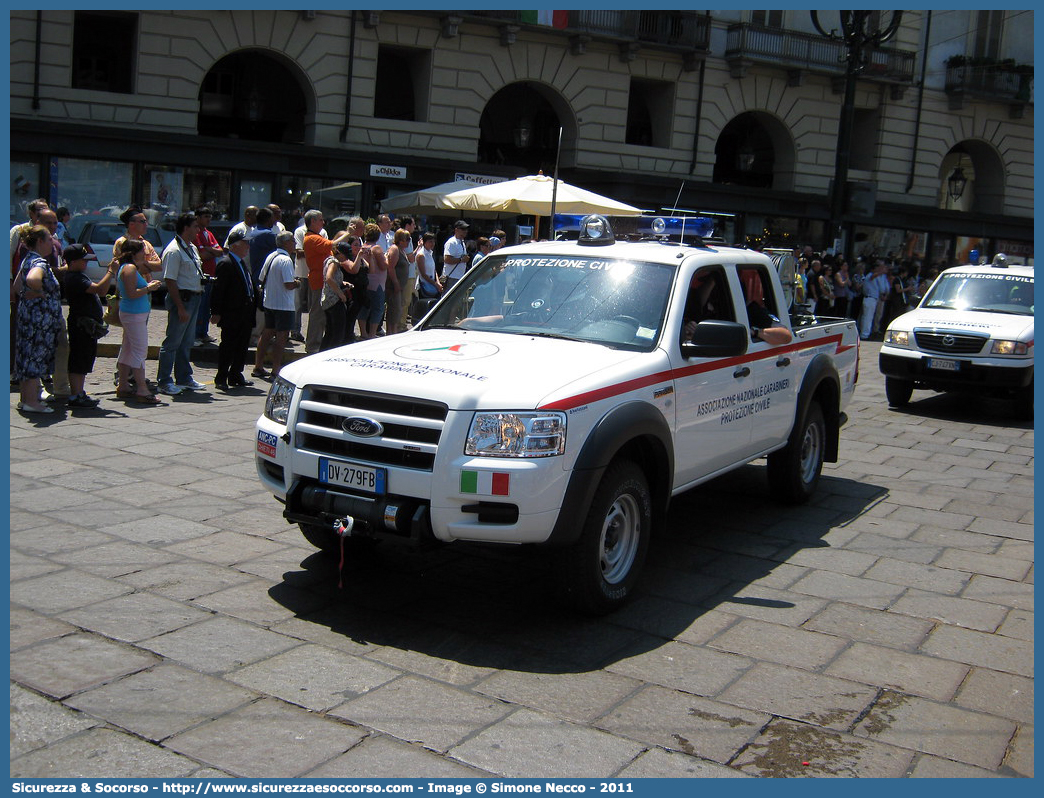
[442,173,642,237]
[379,179,503,216]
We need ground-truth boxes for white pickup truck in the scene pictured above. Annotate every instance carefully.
[255,216,859,612]
[879,257,1034,419]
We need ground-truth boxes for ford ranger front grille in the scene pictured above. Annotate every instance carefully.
[294,386,448,471]
[914,331,988,355]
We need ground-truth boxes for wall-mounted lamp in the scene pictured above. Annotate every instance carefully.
[947,159,968,202]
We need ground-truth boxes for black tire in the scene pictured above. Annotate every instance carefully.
[885,377,914,407]
[1012,381,1033,421]
[767,402,826,505]
[556,460,651,615]
[300,522,339,554]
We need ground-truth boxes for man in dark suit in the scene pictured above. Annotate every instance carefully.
[209,229,255,390]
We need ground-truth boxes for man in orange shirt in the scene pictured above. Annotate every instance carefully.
[301,209,350,353]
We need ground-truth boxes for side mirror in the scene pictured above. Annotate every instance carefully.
[681,320,749,359]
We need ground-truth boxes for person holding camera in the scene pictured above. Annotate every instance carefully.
[156,212,207,396]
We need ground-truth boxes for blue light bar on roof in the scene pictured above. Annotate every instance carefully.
[552,213,715,239]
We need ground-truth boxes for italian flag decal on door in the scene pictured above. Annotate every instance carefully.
[460,470,510,496]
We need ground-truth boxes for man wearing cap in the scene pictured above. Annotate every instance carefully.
[442,220,470,291]
[62,243,112,407]
[209,229,256,390]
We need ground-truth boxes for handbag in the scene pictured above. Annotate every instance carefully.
[417,277,440,299]
[76,315,109,339]
[104,294,122,327]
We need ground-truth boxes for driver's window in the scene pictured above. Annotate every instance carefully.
[680,266,735,346]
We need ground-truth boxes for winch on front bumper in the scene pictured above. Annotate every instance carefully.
[282,479,435,545]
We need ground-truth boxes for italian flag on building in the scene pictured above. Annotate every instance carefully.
[520,10,569,29]
[460,469,511,497]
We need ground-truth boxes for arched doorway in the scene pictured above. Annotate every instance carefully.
[478,83,566,174]
[939,141,1005,213]
[713,112,791,189]
[198,50,310,144]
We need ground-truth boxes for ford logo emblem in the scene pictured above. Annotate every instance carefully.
[342,416,383,437]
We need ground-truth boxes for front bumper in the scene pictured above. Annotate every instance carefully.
[879,348,1033,391]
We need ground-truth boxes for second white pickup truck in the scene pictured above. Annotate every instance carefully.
[256,216,859,612]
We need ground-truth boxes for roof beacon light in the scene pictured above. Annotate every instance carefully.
[650,217,667,235]
[578,214,615,246]
[992,253,1009,269]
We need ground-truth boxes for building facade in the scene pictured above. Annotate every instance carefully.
[9,9,1034,263]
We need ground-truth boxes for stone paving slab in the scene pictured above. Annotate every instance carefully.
[8,344,1033,778]
[731,717,915,777]
[594,684,769,764]
[330,675,513,753]
[854,691,1017,770]
[164,697,366,778]
[448,708,644,778]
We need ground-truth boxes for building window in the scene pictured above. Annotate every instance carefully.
[974,10,1004,61]
[50,157,133,221]
[11,159,42,222]
[71,11,137,93]
[626,78,674,148]
[375,45,431,122]
[197,50,307,144]
[751,10,783,28]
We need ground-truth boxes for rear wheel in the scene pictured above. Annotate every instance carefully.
[556,460,651,615]
[885,377,914,407]
[767,402,826,504]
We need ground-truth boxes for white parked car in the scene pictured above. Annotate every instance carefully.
[879,257,1034,418]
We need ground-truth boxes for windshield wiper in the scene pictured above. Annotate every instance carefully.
[964,307,1029,316]
[524,331,581,342]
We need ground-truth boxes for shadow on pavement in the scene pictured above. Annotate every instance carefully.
[268,463,887,674]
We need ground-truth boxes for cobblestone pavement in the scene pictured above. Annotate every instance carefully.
[10,339,1033,778]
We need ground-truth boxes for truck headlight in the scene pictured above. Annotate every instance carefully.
[884,330,909,346]
[991,340,1029,356]
[466,412,566,457]
[264,377,296,424]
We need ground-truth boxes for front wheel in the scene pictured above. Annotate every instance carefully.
[300,522,377,559]
[767,402,826,505]
[1012,380,1033,421]
[885,377,914,407]
[555,460,651,615]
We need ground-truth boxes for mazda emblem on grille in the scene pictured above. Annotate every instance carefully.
[942,335,955,347]
[343,417,383,437]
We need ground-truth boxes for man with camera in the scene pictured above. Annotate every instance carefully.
[156,212,208,396]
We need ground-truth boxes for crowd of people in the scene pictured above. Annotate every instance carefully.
[9,197,507,413]
[791,245,944,340]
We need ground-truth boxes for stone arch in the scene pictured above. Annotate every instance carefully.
[477,81,577,174]
[197,47,315,145]
[939,139,1006,213]
[712,110,796,191]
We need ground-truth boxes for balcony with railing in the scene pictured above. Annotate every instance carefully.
[945,59,1033,118]
[724,23,915,92]
[463,10,711,65]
